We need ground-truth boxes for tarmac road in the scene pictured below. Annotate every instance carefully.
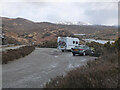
[0,45,26,52]
[2,48,97,88]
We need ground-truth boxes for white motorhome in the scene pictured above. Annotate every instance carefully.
[57,37,80,52]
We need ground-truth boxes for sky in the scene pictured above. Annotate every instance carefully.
[0,0,119,25]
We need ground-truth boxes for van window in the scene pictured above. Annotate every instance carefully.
[73,41,75,44]
[76,41,78,44]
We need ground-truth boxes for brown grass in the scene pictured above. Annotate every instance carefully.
[45,38,119,88]
[38,41,57,48]
[2,46,35,64]
[45,52,119,88]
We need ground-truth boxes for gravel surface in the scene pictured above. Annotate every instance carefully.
[2,48,97,88]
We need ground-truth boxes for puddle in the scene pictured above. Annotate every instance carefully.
[54,56,58,58]
[67,63,82,70]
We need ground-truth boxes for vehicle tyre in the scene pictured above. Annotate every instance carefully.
[83,52,86,56]
[90,51,94,56]
[73,53,75,56]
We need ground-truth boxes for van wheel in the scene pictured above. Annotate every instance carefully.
[62,50,64,52]
[73,53,75,56]
[83,52,86,56]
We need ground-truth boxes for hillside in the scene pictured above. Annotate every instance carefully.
[1,17,118,45]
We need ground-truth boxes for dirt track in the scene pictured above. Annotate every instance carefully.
[3,48,97,88]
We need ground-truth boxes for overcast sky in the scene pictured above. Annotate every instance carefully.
[0,0,119,25]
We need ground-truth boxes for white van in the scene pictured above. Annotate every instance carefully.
[57,37,80,52]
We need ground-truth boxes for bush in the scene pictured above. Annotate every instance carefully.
[38,41,57,48]
[44,38,119,88]
[87,39,119,57]
[112,38,120,52]
[45,53,119,88]
[42,32,51,38]
[87,42,104,57]
[2,46,35,64]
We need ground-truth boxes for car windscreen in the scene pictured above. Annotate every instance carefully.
[74,46,84,49]
[58,41,66,46]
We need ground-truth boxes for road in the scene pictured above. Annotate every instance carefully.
[0,45,26,52]
[3,48,97,88]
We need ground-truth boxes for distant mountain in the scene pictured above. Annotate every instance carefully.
[1,17,118,45]
[55,21,92,25]
[100,24,118,27]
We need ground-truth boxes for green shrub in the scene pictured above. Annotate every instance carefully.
[87,39,120,57]
[87,42,104,57]
[112,38,120,52]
